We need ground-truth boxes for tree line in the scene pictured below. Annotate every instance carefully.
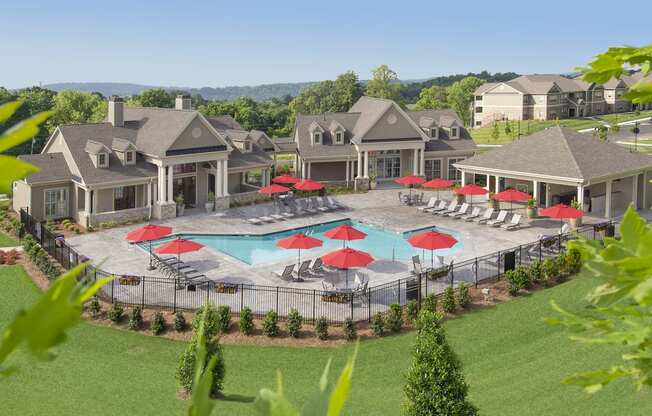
[1,66,515,156]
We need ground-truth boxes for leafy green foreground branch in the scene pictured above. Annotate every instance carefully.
[546,207,652,393]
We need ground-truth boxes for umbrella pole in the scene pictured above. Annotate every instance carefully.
[148,240,153,270]
[298,248,301,267]
[431,249,434,269]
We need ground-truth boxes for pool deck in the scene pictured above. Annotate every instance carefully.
[66,188,611,290]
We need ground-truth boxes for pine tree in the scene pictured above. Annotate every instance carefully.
[403,311,477,416]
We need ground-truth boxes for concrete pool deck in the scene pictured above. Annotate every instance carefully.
[66,188,610,291]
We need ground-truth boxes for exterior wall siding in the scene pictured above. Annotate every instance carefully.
[310,162,346,181]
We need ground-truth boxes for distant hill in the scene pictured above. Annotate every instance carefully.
[44,82,317,102]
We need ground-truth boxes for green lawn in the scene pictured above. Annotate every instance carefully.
[601,109,652,125]
[471,118,601,144]
[1,266,650,415]
[0,231,18,247]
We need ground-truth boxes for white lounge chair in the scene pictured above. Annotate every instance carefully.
[418,197,437,212]
[294,260,312,278]
[259,215,275,222]
[447,203,469,218]
[412,255,423,275]
[487,210,509,226]
[325,196,344,210]
[273,265,301,282]
[461,207,481,221]
[299,199,318,215]
[311,197,330,212]
[502,214,522,230]
[429,200,448,213]
[474,208,494,223]
[437,200,459,216]
[246,217,263,225]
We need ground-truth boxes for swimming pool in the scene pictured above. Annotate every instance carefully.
[154,219,463,266]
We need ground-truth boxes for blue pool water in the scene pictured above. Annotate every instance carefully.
[155,220,463,266]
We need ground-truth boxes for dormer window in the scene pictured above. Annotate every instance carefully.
[334,132,343,144]
[125,151,134,164]
[313,132,322,145]
[98,153,108,168]
[450,127,459,139]
[243,141,251,152]
[430,128,438,139]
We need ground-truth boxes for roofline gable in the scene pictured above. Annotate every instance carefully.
[483,82,523,95]
[41,126,84,184]
[354,100,430,142]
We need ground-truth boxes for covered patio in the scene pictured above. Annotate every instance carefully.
[455,126,652,218]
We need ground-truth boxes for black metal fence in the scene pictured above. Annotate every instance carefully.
[19,209,615,324]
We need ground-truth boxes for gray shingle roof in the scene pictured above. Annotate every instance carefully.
[58,123,157,185]
[476,74,598,95]
[18,153,73,184]
[111,137,135,152]
[407,109,476,153]
[295,113,360,158]
[206,118,273,169]
[456,126,652,181]
[84,140,110,155]
[206,115,243,131]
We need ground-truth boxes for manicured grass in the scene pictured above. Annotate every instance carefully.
[471,118,601,144]
[0,231,18,247]
[601,109,652,125]
[1,266,650,415]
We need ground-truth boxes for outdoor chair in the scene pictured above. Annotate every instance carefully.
[325,196,344,210]
[246,217,264,225]
[429,200,448,213]
[299,199,318,215]
[487,210,509,226]
[462,206,481,221]
[412,255,423,275]
[501,214,522,230]
[447,203,469,218]
[273,264,303,282]
[259,214,275,222]
[418,197,437,212]
[353,281,369,305]
[279,205,295,219]
[294,260,312,278]
[474,207,495,223]
[310,257,325,274]
[270,212,286,221]
[437,200,458,216]
[311,197,330,212]
[398,191,403,203]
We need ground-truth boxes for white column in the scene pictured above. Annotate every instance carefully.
[420,149,425,176]
[577,185,584,211]
[293,154,298,175]
[632,174,638,209]
[307,162,312,179]
[158,166,166,203]
[146,182,152,207]
[301,161,307,179]
[605,179,612,219]
[222,159,229,196]
[412,148,418,174]
[216,161,223,197]
[84,188,91,214]
[363,151,369,178]
[346,160,350,184]
[461,171,466,185]
[167,165,174,203]
[92,190,98,213]
[545,184,552,207]
[495,175,501,193]
[485,174,491,200]
[357,151,362,178]
[532,180,539,205]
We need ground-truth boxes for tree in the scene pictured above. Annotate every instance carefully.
[491,120,500,141]
[447,76,485,126]
[414,85,448,110]
[47,90,106,133]
[593,125,608,141]
[0,86,56,155]
[504,120,512,136]
[128,88,174,108]
[404,311,477,415]
[365,64,403,103]
[176,334,226,398]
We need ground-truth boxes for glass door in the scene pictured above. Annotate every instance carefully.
[45,188,69,219]
[174,176,196,207]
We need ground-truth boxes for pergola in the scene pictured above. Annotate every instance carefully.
[454,126,652,218]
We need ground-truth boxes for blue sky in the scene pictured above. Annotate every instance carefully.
[2,0,651,88]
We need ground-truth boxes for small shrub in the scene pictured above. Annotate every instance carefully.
[239,307,254,335]
[151,311,166,335]
[108,303,124,323]
[542,258,559,285]
[315,316,329,340]
[388,303,403,332]
[176,336,225,398]
[566,247,582,275]
[422,294,437,313]
[343,318,357,341]
[529,260,544,284]
[442,287,456,313]
[88,297,101,319]
[286,308,303,338]
[516,266,531,289]
[174,311,187,332]
[128,306,143,330]
[505,269,520,296]
[556,252,569,282]
[371,312,385,337]
[457,283,472,308]
[406,299,419,323]
[262,310,279,337]
[216,305,231,334]
[192,304,220,339]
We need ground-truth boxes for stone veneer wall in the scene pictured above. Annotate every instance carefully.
[229,190,270,206]
[90,206,151,227]
[152,202,176,221]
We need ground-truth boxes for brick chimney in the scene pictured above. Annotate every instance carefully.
[108,96,124,127]
[175,94,192,110]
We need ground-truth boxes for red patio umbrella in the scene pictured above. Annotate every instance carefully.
[272,174,299,185]
[276,232,323,266]
[126,224,172,270]
[324,223,367,247]
[294,179,324,192]
[321,247,374,287]
[539,203,584,233]
[155,237,204,273]
[395,175,426,202]
[455,184,489,207]
[258,184,291,195]
[494,188,532,211]
[423,178,454,199]
[408,230,458,269]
